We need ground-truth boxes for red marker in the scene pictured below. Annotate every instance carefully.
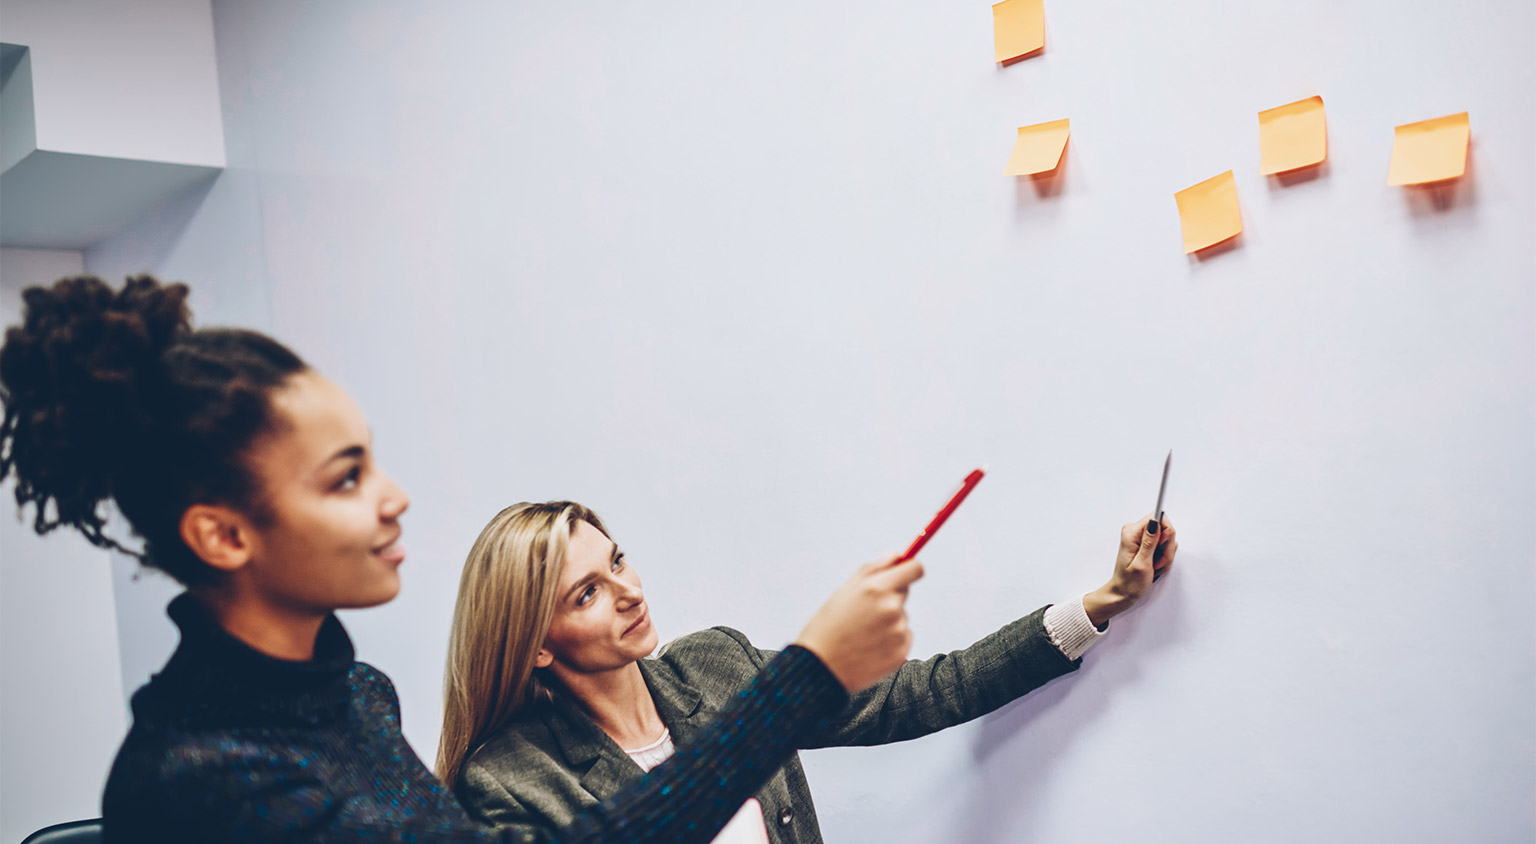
[896,468,986,563]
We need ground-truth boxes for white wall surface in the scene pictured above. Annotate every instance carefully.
[0,247,128,844]
[42,0,1536,841]
[0,0,224,166]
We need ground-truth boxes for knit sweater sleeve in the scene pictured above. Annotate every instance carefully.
[106,645,844,844]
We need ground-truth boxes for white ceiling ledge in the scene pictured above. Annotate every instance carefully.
[0,1,225,249]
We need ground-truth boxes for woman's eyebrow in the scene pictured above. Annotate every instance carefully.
[319,444,365,469]
[564,572,599,602]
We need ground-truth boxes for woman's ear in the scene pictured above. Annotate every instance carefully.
[534,648,554,669]
[179,504,257,573]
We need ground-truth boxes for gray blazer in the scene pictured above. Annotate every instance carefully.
[459,606,1078,844]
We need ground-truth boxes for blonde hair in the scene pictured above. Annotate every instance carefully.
[436,501,610,790]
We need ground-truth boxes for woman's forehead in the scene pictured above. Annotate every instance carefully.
[561,521,614,574]
[255,372,370,471]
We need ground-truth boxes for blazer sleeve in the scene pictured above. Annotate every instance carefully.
[715,605,1081,749]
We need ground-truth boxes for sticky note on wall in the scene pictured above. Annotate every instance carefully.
[993,0,1044,62]
[1004,119,1070,175]
[1259,96,1327,175]
[1175,171,1242,253]
[1387,112,1470,185]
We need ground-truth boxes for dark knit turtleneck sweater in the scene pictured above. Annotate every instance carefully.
[101,594,847,843]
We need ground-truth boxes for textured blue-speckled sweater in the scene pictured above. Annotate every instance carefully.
[101,594,847,843]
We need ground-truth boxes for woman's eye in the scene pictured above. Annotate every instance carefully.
[612,554,625,571]
[336,467,362,491]
[576,585,597,607]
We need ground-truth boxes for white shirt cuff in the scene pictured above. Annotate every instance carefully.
[1043,594,1108,661]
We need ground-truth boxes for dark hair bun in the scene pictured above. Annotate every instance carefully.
[0,275,190,549]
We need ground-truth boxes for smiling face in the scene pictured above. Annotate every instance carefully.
[235,371,411,614]
[536,519,657,678]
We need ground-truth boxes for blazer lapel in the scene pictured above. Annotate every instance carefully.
[543,702,645,803]
[578,753,644,803]
[546,660,708,804]
[638,657,706,747]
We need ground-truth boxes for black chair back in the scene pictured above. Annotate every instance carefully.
[20,819,103,844]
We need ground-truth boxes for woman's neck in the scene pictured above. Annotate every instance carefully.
[192,588,328,662]
[558,662,665,749]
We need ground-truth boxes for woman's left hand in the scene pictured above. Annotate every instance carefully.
[1084,514,1178,628]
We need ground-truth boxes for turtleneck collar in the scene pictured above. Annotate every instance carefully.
[131,592,359,728]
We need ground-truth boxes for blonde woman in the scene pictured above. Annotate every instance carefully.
[441,501,1177,844]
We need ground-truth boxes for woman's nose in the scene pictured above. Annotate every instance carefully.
[615,577,643,606]
[379,471,410,519]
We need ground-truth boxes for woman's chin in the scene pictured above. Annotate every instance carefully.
[615,629,660,664]
[637,626,660,656]
[340,571,402,609]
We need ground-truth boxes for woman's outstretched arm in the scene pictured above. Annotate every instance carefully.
[708,516,1180,750]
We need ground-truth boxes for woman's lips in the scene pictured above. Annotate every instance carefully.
[373,535,406,566]
[623,609,650,637]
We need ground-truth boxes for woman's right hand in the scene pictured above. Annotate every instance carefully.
[793,556,925,693]
[1083,514,1178,628]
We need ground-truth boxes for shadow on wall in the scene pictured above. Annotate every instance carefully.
[86,173,220,275]
[952,560,1196,842]
[1015,142,1072,204]
[1267,159,1330,191]
[1404,142,1477,220]
[1189,231,1245,265]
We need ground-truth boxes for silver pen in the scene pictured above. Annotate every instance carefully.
[1153,450,1171,524]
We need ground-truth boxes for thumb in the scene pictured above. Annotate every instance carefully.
[1133,518,1161,564]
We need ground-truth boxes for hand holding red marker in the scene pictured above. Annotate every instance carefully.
[797,469,986,688]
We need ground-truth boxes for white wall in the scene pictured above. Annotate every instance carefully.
[0,248,128,844]
[32,0,1536,841]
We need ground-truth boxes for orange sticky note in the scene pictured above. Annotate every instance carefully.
[1174,171,1242,254]
[1259,96,1327,175]
[1387,112,1470,185]
[993,0,1044,63]
[1003,119,1070,175]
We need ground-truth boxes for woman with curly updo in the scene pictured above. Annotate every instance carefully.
[0,275,925,843]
